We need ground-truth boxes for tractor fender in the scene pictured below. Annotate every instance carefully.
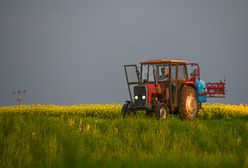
[181,82,197,91]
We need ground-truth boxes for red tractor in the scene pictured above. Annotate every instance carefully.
[122,59,226,119]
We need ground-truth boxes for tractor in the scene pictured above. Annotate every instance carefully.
[122,59,226,119]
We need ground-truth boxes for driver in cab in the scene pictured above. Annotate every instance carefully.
[159,67,169,81]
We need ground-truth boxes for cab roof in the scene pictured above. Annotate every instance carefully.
[140,59,188,64]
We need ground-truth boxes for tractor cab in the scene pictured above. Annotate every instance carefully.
[123,59,226,120]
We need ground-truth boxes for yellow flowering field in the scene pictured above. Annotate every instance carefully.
[0,104,122,118]
[0,103,247,119]
[199,104,248,119]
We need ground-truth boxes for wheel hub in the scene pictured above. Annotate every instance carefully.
[186,94,197,115]
[159,106,167,119]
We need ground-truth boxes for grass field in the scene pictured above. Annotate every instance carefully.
[0,104,248,168]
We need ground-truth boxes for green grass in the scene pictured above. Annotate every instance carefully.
[0,113,248,168]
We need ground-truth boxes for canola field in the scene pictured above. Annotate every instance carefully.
[0,104,248,168]
[1,103,248,119]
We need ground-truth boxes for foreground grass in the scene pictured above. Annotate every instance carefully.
[0,113,248,168]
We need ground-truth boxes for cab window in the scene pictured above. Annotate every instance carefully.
[171,64,176,80]
[141,64,155,82]
[178,64,187,80]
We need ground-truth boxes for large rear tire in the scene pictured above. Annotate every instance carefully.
[179,86,198,120]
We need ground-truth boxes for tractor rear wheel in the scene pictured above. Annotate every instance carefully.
[156,104,168,120]
[179,86,198,120]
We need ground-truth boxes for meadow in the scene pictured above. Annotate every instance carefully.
[0,104,248,168]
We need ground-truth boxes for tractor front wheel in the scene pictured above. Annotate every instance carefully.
[156,104,168,120]
[121,102,129,117]
[122,102,135,117]
[179,86,198,120]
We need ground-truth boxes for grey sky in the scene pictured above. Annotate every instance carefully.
[0,0,247,105]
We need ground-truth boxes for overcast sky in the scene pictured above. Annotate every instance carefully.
[0,0,247,105]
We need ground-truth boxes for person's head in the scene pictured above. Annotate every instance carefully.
[161,67,169,76]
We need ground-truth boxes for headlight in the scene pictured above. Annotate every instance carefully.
[134,96,138,100]
[142,95,146,100]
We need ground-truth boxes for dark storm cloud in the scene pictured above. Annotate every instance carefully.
[0,0,247,105]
